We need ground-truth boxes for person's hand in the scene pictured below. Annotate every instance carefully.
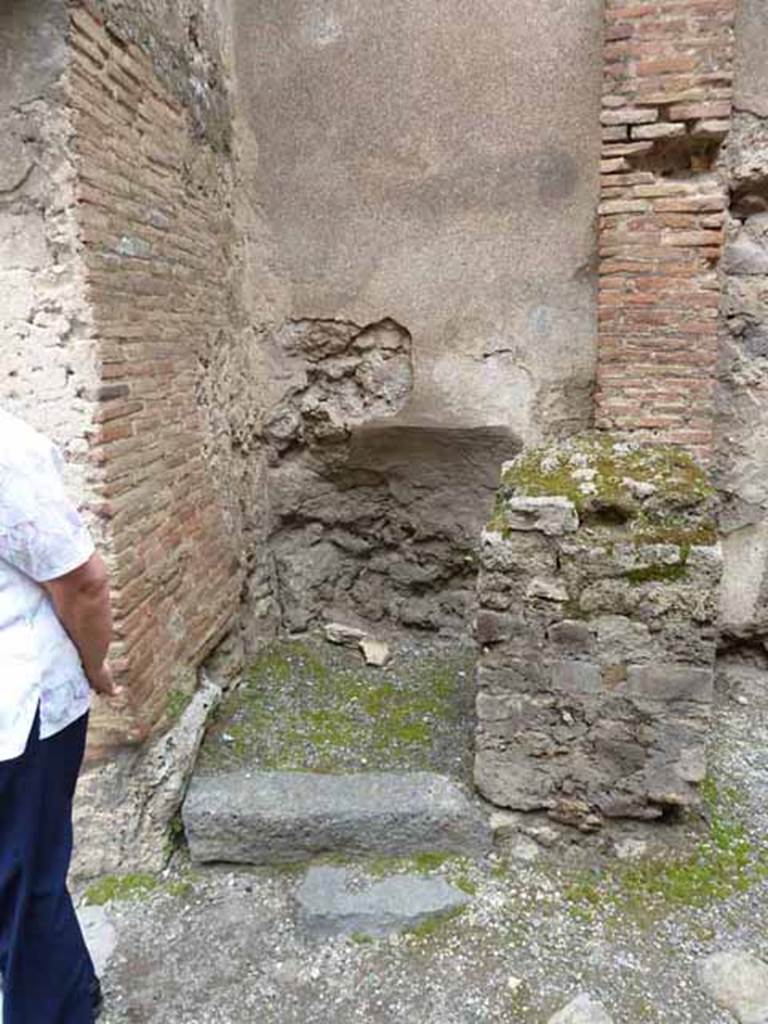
[88,663,122,698]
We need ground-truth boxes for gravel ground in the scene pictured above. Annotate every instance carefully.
[82,644,768,1024]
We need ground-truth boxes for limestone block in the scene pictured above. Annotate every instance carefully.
[480,529,557,575]
[549,659,603,695]
[474,751,556,812]
[547,620,595,655]
[502,496,579,536]
[527,576,570,601]
[474,609,522,646]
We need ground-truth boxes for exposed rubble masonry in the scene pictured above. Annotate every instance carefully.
[474,436,721,826]
[474,0,735,825]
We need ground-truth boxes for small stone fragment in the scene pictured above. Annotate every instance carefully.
[548,993,614,1024]
[527,577,569,602]
[621,476,657,500]
[507,835,540,863]
[360,637,390,667]
[324,622,368,645]
[699,951,768,1024]
[521,823,560,849]
[613,838,648,861]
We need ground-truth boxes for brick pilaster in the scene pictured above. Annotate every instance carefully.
[67,5,242,753]
[595,0,737,463]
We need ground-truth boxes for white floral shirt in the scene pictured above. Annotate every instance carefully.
[0,410,93,761]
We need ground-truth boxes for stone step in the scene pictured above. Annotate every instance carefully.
[183,770,491,865]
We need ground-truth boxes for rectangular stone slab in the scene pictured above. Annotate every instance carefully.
[183,771,491,865]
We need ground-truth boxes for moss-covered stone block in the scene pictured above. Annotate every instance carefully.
[475,434,722,828]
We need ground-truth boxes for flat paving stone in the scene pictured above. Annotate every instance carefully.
[183,770,491,865]
[296,865,470,937]
[699,951,768,1024]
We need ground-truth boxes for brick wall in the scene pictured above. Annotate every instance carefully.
[595,0,737,463]
[67,3,243,754]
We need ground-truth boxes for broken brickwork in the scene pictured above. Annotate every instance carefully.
[595,0,736,463]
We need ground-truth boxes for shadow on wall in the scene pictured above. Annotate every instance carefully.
[260,317,520,636]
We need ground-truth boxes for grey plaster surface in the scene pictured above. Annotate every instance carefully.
[233,0,602,442]
[734,0,768,117]
[0,0,67,110]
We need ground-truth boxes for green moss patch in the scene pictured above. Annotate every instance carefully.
[622,558,689,585]
[196,638,475,778]
[564,777,768,925]
[497,433,716,548]
[84,873,159,906]
[404,905,467,941]
[84,869,200,907]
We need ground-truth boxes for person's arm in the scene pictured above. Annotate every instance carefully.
[42,551,118,697]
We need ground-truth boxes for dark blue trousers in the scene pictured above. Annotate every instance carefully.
[0,710,94,1023]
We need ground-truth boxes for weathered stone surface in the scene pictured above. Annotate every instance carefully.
[717,0,768,649]
[325,623,368,646]
[72,678,222,879]
[77,905,118,977]
[295,866,469,938]
[699,951,768,1024]
[548,993,614,1024]
[475,437,720,823]
[359,637,391,667]
[724,223,768,276]
[734,0,768,119]
[270,423,516,636]
[183,771,491,865]
[502,497,580,536]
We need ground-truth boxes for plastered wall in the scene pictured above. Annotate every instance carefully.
[232,0,604,445]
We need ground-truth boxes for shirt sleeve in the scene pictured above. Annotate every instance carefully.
[0,439,95,583]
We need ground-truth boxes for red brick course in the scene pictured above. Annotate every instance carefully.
[67,4,242,755]
[595,0,736,462]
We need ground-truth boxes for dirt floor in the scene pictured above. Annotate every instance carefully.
[77,646,768,1024]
